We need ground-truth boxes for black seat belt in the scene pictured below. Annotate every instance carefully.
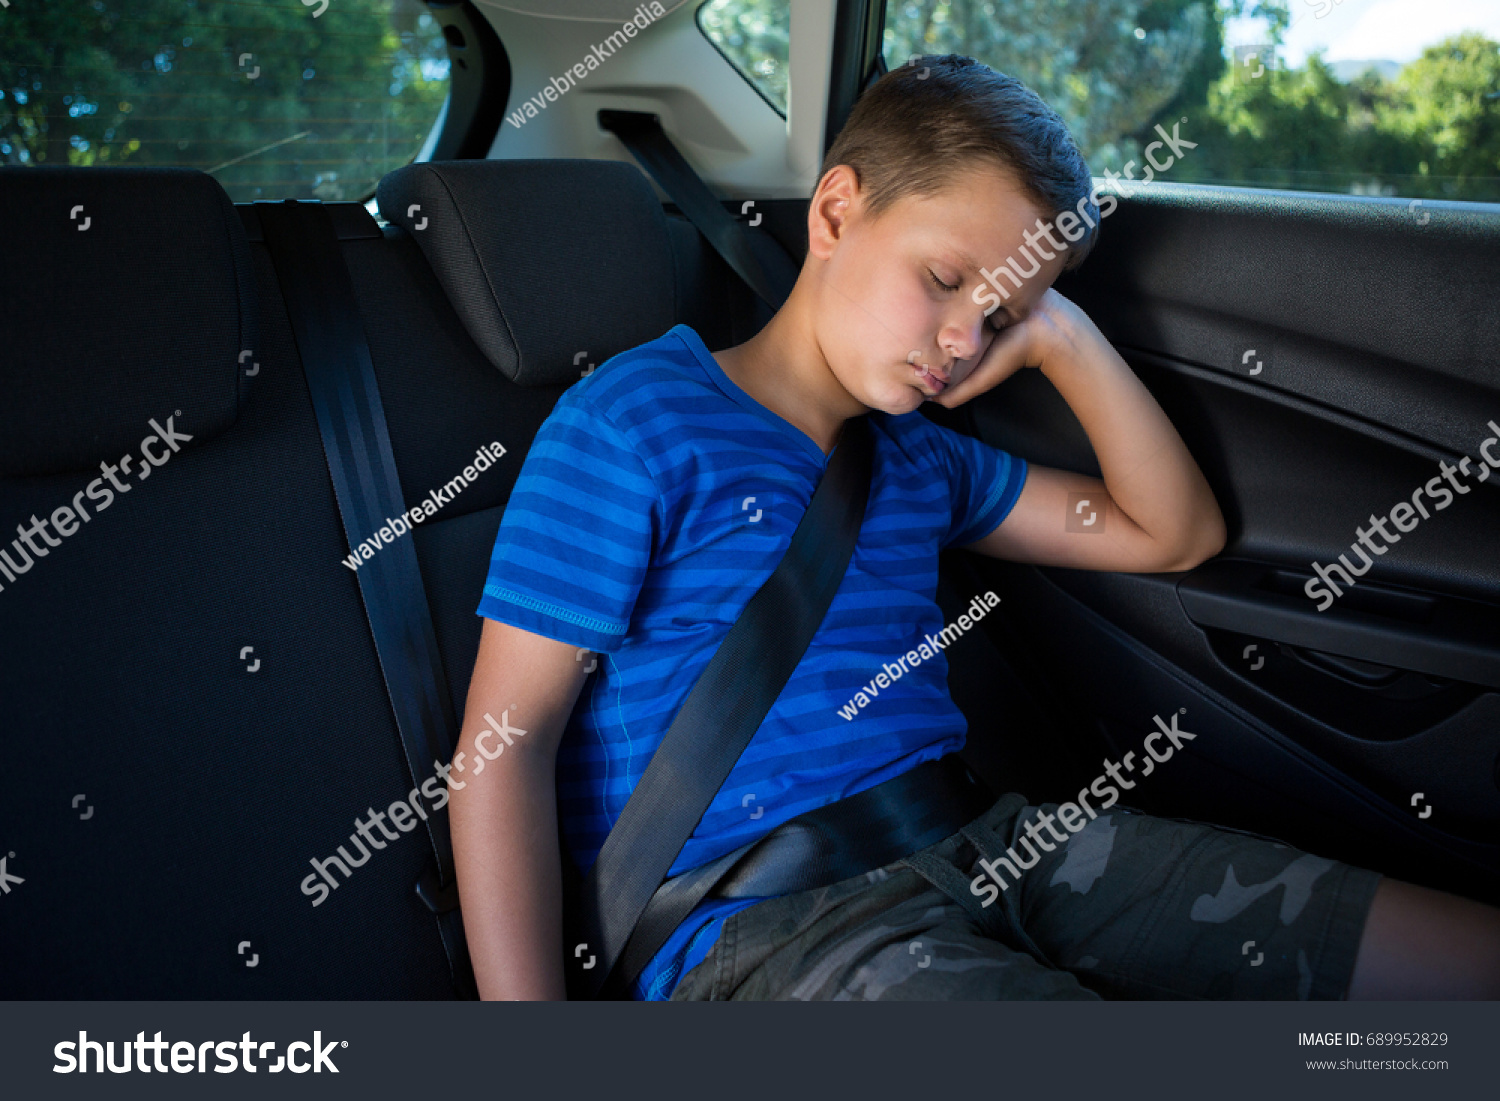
[256,198,477,1001]
[615,754,993,993]
[575,414,875,999]
[599,109,801,311]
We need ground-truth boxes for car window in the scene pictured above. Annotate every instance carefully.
[697,0,790,116]
[1,0,450,201]
[883,0,1500,202]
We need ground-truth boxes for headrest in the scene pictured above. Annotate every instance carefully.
[0,167,258,478]
[376,159,676,387]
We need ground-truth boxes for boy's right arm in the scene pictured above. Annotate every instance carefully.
[449,616,593,1000]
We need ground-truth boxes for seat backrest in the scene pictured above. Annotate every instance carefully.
[0,158,755,996]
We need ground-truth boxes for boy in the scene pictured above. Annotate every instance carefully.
[450,57,1500,1000]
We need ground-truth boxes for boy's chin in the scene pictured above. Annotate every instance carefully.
[868,384,935,416]
[840,371,933,416]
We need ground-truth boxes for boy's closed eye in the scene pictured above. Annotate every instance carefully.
[925,266,1009,333]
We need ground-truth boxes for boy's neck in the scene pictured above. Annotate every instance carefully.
[712,298,867,458]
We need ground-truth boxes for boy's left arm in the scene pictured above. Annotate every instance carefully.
[939,289,1226,573]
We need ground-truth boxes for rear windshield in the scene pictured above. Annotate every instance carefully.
[0,0,451,201]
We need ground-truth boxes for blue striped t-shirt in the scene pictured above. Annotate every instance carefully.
[476,323,1026,999]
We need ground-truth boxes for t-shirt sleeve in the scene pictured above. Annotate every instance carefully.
[933,422,1029,550]
[476,395,659,653]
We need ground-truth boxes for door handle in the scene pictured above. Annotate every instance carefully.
[1177,560,1500,690]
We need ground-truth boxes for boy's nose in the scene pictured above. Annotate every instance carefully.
[939,314,986,363]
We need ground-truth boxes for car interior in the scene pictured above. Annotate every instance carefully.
[2,0,1497,999]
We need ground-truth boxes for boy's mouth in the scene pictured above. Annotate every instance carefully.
[912,361,950,394]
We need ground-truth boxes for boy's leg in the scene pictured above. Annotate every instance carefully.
[1348,878,1500,999]
[670,857,1099,1001]
[981,801,1500,1000]
[975,802,1385,999]
[673,791,1500,1000]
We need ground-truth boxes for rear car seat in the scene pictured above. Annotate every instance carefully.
[0,159,756,996]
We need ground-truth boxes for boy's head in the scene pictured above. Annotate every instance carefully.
[802,56,1099,415]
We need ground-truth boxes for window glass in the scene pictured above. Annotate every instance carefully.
[698,0,791,116]
[883,1,1500,202]
[1,0,451,201]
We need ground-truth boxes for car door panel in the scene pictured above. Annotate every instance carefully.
[931,184,1500,903]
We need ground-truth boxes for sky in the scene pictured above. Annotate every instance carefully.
[1224,0,1500,65]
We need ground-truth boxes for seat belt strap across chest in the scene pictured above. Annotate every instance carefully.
[575,414,875,998]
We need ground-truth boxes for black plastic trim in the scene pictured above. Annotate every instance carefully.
[824,0,887,155]
[1178,559,1500,690]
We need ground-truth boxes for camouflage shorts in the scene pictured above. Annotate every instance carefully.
[669,792,1383,1001]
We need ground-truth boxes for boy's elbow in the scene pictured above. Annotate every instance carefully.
[1160,509,1226,572]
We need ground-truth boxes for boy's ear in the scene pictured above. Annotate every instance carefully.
[807,164,859,260]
